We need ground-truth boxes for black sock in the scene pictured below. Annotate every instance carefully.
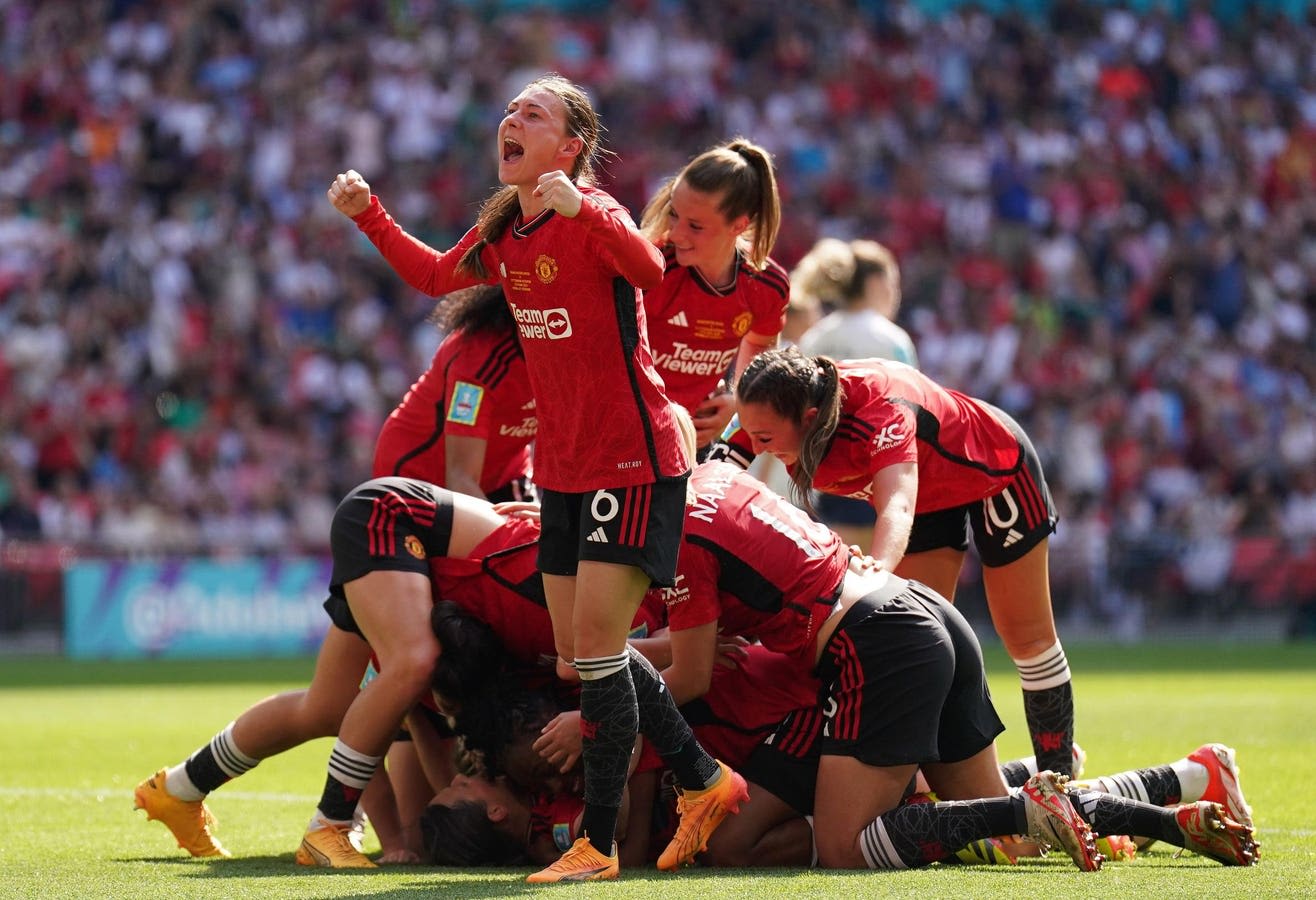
[578,661,637,854]
[1022,681,1075,777]
[1071,788,1183,845]
[1000,759,1032,788]
[316,739,380,823]
[184,745,233,795]
[184,723,258,794]
[1092,765,1181,806]
[627,647,720,789]
[861,796,1019,868]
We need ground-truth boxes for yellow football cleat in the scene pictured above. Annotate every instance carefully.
[134,769,230,858]
[526,836,619,883]
[295,822,377,868]
[657,760,750,871]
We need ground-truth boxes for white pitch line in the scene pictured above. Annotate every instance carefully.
[0,785,310,803]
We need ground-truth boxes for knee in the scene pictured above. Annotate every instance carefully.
[815,834,866,870]
[384,644,439,691]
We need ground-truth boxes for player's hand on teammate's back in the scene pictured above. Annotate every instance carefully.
[328,169,372,218]
[533,170,583,218]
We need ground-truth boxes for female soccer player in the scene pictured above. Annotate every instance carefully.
[656,461,1258,871]
[327,74,744,881]
[639,138,789,449]
[133,477,539,866]
[719,348,1080,782]
[374,284,535,502]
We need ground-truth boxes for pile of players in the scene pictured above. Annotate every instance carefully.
[134,75,1259,881]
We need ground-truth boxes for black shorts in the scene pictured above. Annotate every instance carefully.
[487,475,538,505]
[536,477,688,587]
[816,492,877,527]
[816,578,1005,767]
[905,408,1057,567]
[322,477,455,635]
[740,706,825,815]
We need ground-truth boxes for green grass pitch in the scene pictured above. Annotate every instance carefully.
[2,642,1315,899]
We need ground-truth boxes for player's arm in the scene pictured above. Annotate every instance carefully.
[443,434,489,500]
[661,620,719,706]
[692,330,780,445]
[866,461,918,572]
[573,193,665,290]
[702,414,757,470]
[331,171,487,296]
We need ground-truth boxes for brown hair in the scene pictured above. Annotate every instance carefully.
[433,284,515,337]
[735,348,842,513]
[640,137,781,269]
[458,75,605,280]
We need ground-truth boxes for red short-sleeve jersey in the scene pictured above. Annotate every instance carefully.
[658,462,849,666]
[643,247,789,413]
[720,359,1024,512]
[373,327,535,493]
[810,360,1023,511]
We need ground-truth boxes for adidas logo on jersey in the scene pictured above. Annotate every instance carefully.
[667,311,689,327]
[1002,528,1024,547]
[586,527,608,543]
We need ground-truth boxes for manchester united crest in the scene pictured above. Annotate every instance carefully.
[404,534,425,559]
[731,311,753,337]
[535,254,559,284]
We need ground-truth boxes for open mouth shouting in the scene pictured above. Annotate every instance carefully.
[502,138,524,164]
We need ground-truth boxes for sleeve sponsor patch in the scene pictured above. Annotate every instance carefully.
[446,381,484,426]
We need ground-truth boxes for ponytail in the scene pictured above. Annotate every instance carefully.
[736,348,842,513]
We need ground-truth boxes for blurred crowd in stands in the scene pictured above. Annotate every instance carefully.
[1,0,1314,624]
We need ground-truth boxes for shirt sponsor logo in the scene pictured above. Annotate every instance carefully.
[653,343,737,378]
[535,254,559,284]
[447,381,484,425]
[509,302,573,340]
[872,423,905,451]
[499,416,538,438]
[658,574,689,608]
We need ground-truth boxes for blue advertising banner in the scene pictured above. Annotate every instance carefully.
[65,557,333,659]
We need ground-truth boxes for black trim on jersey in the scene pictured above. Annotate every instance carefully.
[834,414,877,445]
[474,332,523,388]
[389,354,460,476]
[677,697,781,737]
[479,540,548,608]
[742,257,790,299]
[512,209,556,238]
[703,440,754,470]
[891,399,1025,478]
[686,533,819,620]
[613,275,668,479]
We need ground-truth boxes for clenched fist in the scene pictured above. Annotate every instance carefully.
[327,169,371,218]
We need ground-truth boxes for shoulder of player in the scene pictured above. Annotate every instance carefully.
[735,254,790,298]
